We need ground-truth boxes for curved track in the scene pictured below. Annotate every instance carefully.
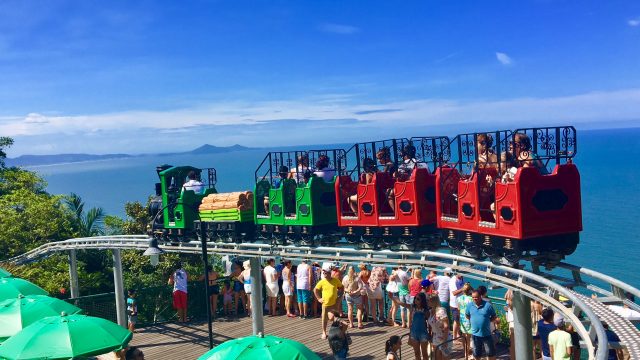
[4,235,640,360]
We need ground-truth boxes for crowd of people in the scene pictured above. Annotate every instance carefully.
[155,260,630,360]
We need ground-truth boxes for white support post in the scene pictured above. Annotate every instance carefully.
[112,249,127,328]
[512,290,534,360]
[250,256,264,336]
[68,249,79,298]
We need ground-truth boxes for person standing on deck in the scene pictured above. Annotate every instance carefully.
[449,271,465,339]
[168,262,189,322]
[314,263,344,339]
[465,290,497,360]
[296,259,313,318]
[433,267,452,321]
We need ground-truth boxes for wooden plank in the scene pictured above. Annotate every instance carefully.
[130,316,511,359]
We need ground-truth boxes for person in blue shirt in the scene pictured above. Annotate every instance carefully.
[465,290,497,360]
[127,289,138,333]
[536,308,557,360]
[595,322,624,360]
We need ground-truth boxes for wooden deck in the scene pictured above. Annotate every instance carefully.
[130,315,510,359]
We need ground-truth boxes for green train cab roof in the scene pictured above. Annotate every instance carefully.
[159,165,201,177]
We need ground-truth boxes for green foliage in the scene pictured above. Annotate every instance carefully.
[0,188,74,259]
[495,309,511,344]
[64,193,105,237]
[0,137,14,168]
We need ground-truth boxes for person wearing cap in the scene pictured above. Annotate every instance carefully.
[548,318,572,360]
[314,263,344,339]
[433,268,452,321]
[237,260,252,316]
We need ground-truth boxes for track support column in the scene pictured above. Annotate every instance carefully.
[199,223,214,349]
[512,290,534,360]
[112,249,127,328]
[68,249,79,298]
[250,256,264,336]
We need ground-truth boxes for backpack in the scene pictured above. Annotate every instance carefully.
[327,321,348,354]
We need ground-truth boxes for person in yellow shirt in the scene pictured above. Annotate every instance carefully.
[314,263,344,339]
[548,320,572,360]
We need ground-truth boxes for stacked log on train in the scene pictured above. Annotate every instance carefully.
[197,191,255,242]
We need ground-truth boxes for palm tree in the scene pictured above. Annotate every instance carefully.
[65,193,105,237]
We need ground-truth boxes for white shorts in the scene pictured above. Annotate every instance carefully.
[266,283,279,298]
[367,286,383,300]
[282,282,293,296]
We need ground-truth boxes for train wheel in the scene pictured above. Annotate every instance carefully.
[463,245,484,260]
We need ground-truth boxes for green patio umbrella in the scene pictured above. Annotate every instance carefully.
[198,335,321,360]
[0,295,82,341]
[0,313,132,360]
[0,278,47,301]
[0,268,10,278]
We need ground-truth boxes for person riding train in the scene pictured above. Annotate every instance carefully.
[348,158,377,214]
[314,155,336,183]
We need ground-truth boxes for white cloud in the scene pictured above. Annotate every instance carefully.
[4,88,640,155]
[495,52,513,66]
[629,18,640,27]
[318,23,360,34]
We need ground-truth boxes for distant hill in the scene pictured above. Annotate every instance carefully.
[179,144,250,155]
[7,144,253,167]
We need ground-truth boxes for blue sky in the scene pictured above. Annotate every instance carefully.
[1,0,640,155]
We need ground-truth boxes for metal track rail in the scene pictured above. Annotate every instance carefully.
[4,236,640,359]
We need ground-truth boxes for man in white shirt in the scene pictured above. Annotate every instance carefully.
[168,262,189,322]
[433,267,452,320]
[182,170,205,194]
[449,271,465,339]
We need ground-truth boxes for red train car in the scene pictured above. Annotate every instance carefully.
[335,137,449,249]
[435,126,582,266]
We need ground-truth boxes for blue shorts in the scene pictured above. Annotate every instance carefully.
[472,335,496,357]
[451,307,460,321]
[410,330,431,343]
[296,289,311,304]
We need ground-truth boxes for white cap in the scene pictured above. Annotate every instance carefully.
[443,267,453,274]
[322,262,333,272]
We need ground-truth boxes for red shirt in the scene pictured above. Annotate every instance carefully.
[409,278,422,297]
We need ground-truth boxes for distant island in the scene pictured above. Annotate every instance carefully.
[6,144,251,167]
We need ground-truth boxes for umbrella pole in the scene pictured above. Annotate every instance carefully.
[249,256,264,336]
[200,224,214,349]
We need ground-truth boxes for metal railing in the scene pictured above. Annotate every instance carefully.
[5,236,640,359]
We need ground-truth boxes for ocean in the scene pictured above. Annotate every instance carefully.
[32,127,640,290]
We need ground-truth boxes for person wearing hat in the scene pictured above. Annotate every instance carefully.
[548,319,572,360]
[237,260,252,316]
[314,263,344,339]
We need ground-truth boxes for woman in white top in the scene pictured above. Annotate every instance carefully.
[238,260,252,315]
[282,260,295,317]
[288,153,309,183]
[263,259,279,316]
[313,155,336,183]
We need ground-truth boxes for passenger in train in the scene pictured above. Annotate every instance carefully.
[397,144,427,181]
[289,153,310,183]
[511,133,549,175]
[313,155,336,182]
[263,165,289,214]
[376,147,398,212]
[376,147,397,176]
[182,170,205,194]
[348,158,377,214]
[476,133,498,169]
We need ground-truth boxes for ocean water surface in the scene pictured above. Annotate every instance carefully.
[33,128,640,289]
